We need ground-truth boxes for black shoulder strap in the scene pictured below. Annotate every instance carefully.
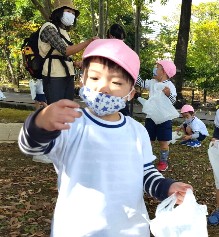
[21,38,29,49]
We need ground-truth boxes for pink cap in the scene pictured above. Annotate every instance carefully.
[157,60,176,78]
[82,39,140,84]
[181,104,194,113]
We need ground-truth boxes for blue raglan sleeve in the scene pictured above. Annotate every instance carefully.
[139,121,176,201]
[143,163,175,201]
[18,108,61,156]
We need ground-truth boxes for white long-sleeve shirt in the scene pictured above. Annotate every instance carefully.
[136,76,177,104]
[18,108,175,237]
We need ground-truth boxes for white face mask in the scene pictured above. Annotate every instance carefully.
[79,86,133,117]
[61,12,75,26]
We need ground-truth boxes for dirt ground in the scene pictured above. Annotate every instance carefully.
[0,141,219,236]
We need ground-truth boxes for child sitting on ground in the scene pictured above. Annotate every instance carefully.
[18,39,192,237]
[177,104,209,147]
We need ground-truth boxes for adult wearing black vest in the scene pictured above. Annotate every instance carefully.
[39,0,97,104]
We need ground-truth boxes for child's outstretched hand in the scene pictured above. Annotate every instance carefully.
[168,182,193,204]
[35,99,82,131]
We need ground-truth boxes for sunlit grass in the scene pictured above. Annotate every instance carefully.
[0,108,33,123]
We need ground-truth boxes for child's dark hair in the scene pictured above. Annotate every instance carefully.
[106,24,126,40]
[83,56,134,86]
[188,111,194,116]
[50,7,77,30]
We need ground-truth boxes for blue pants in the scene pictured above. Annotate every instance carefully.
[145,118,172,141]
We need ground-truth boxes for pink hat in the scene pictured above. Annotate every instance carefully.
[157,60,176,78]
[82,39,140,84]
[181,104,194,113]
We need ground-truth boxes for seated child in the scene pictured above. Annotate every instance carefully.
[208,109,219,225]
[177,104,209,147]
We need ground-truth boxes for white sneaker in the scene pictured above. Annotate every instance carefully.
[32,155,52,164]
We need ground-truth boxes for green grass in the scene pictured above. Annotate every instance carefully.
[0,108,33,123]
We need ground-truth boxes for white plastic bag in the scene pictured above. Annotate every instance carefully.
[137,90,179,124]
[0,89,6,100]
[29,79,37,100]
[208,141,219,188]
[149,189,208,237]
[168,131,183,144]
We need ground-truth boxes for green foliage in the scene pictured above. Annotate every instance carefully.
[187,1,219,91]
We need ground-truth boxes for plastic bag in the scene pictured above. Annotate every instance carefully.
[137,89,179,124]
[208,141,219,188]
[168,131,183,144]
[0,90,6,100]
[29,79,37,100]
[149,189,208,237]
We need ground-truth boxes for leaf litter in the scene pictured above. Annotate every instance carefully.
[0,139,219,236]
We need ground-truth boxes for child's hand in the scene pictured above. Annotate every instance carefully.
[182,135,191,141]
[162,86,170,96]
[168,182,193,204]
[175,127,181,132]
[73,61,82,68]
[35,99,82,131]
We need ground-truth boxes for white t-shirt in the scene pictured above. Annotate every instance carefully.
[29,79,44,100]
[48,108,155,237]
[184,117,209,136]
[143,79,177,98]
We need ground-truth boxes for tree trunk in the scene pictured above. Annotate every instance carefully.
[203,89,207,104]
[191,89,194,103]
[174,0,192,100]
[105,0,109,38]
[30,0,52,21]
[3,45,16,85]
[90,0,97,36]
[130,1,142,117]
[98,0,105,38]
[134,4,141,54]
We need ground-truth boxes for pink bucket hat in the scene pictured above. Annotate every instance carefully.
[181,104,194,113]
[82,39,140,84]
[157,60,176,78]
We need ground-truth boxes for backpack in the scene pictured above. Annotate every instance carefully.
[21,24,73,79]
[21,28,53,79]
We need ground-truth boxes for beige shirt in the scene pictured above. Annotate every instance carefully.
[38,22,75,77]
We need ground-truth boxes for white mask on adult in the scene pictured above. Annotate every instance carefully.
[61,12,75,26]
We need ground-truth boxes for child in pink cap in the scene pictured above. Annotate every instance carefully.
[176,104,209,147]
[18,39,192,237]
[136,60,177,172]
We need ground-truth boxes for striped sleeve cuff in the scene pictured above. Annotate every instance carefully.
[168,93,176,104]
[136,75,145,88]
[143,163,176,201]
[18,108,60,155]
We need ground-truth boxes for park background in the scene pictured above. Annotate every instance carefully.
[0,0,219,236]
[0,0,219,107]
